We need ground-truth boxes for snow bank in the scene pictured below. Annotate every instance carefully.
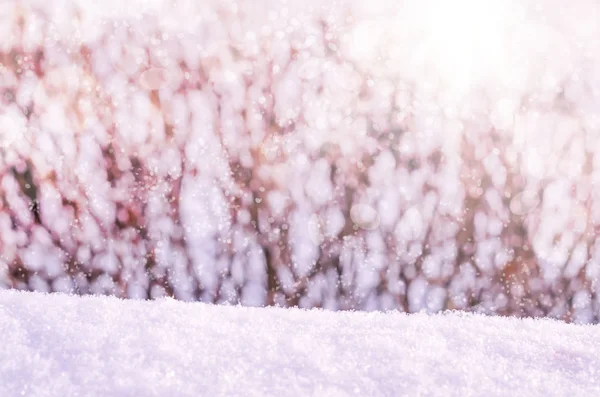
[1,291,599,396]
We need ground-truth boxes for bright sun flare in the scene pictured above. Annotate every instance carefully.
[349,0,524,98]
[416,0,521,95]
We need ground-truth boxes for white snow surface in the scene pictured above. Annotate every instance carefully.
[1,290,600,397]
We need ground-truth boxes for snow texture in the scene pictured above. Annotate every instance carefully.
[1,290,599,397]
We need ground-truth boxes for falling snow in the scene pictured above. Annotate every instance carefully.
[1,0,600,324]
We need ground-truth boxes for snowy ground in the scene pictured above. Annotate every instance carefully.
[1,291,599,396]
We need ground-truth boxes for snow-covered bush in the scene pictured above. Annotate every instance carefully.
[1,0,600,322]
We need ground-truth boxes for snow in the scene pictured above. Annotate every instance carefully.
[1,290,600,396]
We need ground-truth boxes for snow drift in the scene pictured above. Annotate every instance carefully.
[1,290,599,396]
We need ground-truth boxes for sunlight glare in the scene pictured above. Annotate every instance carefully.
[416,0,521,96]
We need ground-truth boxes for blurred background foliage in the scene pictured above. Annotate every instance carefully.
[2,0,600,323]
